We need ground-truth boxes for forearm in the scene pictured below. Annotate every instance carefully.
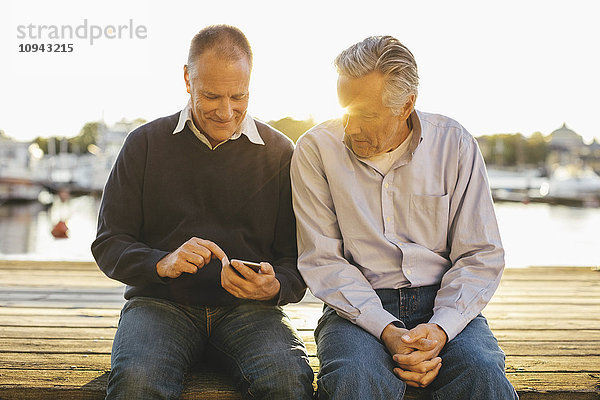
[92,231,169,286]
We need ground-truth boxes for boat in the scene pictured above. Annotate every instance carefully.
[540,165,600,207]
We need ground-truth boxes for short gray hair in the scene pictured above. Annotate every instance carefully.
[334,36,419,114]
[187,25,253,77]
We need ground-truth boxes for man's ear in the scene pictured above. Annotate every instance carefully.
[400,94,416,120]
[184,65,191,95]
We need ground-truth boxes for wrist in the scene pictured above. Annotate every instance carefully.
[381,321,408,342]
[263,278,281,301]
[434,323,448,344]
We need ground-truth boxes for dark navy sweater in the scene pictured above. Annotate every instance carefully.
[91,112,306,306]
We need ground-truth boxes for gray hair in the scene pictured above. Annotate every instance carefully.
[187,25,253,76]
[334,36,419,115]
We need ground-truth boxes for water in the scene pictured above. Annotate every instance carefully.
[0,196,598,268]
[0,195,100,260]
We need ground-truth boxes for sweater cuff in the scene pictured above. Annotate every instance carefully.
[146,249,171,284]
[355,307,400,340]
[272,273,305,306]
[429,306,470,342]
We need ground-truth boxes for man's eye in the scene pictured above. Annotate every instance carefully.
[204,94,218,100]
[233,94,247,101]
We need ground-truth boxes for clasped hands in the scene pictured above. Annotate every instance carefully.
[156,237,280,301]
[381,322,448,388]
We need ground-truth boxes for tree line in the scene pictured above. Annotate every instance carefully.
[26,117,549,169]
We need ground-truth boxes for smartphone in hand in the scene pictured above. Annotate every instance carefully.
[230,259,262,273]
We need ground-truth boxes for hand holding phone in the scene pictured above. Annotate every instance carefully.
[221,260,280,301]
[230,259,262,273]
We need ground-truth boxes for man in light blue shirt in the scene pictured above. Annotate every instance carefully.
[291,36,518,399]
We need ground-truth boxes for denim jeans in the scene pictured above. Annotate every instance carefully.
[106,296,314,399]
[315,285,518,400]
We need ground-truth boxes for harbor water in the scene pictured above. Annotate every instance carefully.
[0,195,598,268]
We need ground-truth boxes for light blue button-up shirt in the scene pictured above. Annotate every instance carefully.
[290,110,504,341]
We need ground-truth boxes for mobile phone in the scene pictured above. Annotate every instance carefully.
[230,259,262,272]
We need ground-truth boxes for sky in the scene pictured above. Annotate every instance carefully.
[1,0,599,144]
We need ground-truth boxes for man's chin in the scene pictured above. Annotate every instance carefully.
[350,143,375,159]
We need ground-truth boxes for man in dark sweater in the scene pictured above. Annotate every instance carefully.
[91,25,314,399]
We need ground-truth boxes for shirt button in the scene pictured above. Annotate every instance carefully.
[386,217,391,222]
[384,183,389,188]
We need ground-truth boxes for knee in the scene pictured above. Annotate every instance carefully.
[107,360,183,399]
[248,354,314,399]
[318,359,403,399]
[464,350,507,385]
[437,353,516,398]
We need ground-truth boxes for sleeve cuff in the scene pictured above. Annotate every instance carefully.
[429,306,470,342]
[146,249,171,284]
[355,307,400,340]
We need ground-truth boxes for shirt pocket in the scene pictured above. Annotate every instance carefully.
[409,193,449,252]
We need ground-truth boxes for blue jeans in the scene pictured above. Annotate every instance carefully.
[106,296,314,399]
[315,285,518,400]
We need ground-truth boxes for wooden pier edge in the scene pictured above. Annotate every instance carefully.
[0,260,599,399]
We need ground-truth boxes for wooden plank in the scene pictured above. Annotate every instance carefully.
[1,370,597,400]
[4,304,600,321]
[0,369,243,400]
[505,355,600,372]
[0,353,317,373]
[0,261,99,270]
[0,316,119,328]
[6,312,597,331]
[0,308,120,317]
[4,338,600,357]
[0,326,117,340]
[0,287,123,294]
[2,350,599,373]
[0,353,111,370]
[0,339,113,354]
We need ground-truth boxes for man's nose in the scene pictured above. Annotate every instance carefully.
[216,99,233,120]
[343,115,360,135]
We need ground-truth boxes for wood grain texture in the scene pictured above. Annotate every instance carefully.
[0,260,599,399]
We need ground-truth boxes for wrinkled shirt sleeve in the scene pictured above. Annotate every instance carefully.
[290,138,399,339]
[428,134,504,341]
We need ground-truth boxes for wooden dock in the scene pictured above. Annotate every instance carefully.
[0,260,598,399]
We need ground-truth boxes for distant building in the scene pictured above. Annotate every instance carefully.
[546,123,600,172]
[548,123,584,150]
[0,134,42,201]
[0,134,31,179]
[89,122,131,191]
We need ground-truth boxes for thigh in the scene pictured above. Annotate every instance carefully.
[207,303,314,399]
[315,306,405,400]
[429,314,516,399]
[108,297,206,399]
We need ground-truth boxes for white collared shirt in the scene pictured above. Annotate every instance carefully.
[172,100,265,149]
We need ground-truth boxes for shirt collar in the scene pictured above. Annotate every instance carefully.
[408,109,423,154]
[172,100,265,149]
